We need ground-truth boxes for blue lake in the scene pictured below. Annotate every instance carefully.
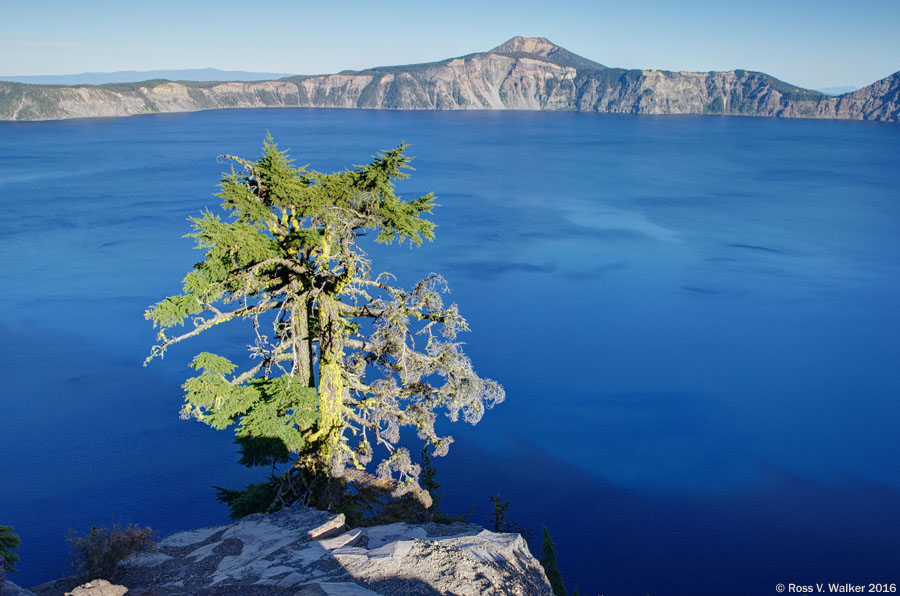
[1,108,899,595]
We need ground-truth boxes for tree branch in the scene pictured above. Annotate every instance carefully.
[151,300,284,355]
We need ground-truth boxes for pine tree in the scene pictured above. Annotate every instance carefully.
[145,136,504,509]
[0,525,20,573]
[490,492,512,532]
[420,446,443,518]
[539,525,567,596]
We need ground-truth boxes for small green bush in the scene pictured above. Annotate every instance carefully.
[0,525,21,572]
[66,521,156,579]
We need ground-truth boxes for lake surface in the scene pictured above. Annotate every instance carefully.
[1,108,898,595]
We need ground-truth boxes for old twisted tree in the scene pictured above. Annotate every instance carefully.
[145,136,503,512]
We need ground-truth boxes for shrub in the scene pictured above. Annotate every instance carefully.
[66,521,156,579]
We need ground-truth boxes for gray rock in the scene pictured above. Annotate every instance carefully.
[63,580,127,596]
[294,583,381,596]
[109,507,552,596]
[0,579,38,596]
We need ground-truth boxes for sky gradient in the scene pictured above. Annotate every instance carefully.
[2,0,898,91]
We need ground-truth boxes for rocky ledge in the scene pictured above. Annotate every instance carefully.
[30,507,552,596]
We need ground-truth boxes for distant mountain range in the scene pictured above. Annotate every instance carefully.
[816,85,859,96]
[0,68,296,85]
[1,37,897,122]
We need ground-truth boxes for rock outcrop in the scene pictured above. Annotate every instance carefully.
[0,580,36,596]
[0,566,33,596]
[63,581,126,596]
[31,507,551,596]
[1,37,897,122]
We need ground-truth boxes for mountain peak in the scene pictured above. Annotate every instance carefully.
[488,36,606,71]
[491,36,560,57]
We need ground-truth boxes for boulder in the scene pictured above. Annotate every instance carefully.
[64,580,127,596]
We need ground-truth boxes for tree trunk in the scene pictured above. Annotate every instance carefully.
[316,294,345,472]
[293,297,315,388]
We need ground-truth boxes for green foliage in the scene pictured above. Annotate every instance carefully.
[539,525,568,596]
[67,522,156,580]
[190,352,237,375]
[589,68,645,90]
[489,493,512,532]
[487,492,533,538]
[234,435,291,469]
[214,437,291,519]
[737,71,826,101]
[0,525,20,572]
[97,80,171,92]
[214,479,282,519]
[420,447,443,517]
[412,446,472,524]
[146,135,504,514]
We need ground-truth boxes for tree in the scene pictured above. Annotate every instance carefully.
[213,436,291,519]
[145,136,504,510]
[0,525,20,573]
[539,525,567,596]
[488,493,532,538]
[489,492,512,532]
[420,446,443,515]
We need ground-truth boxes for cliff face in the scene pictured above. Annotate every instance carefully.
[1,36,897,122]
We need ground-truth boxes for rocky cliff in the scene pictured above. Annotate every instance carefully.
[2,36,897,122]
[28,507,552,596]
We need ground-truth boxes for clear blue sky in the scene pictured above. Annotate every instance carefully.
[2,0,898,89]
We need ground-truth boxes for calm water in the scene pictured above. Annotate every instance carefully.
[1,109,899,595]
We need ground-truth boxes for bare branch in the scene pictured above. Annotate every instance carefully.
[151,299,284,354]
[230,360,266,386]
